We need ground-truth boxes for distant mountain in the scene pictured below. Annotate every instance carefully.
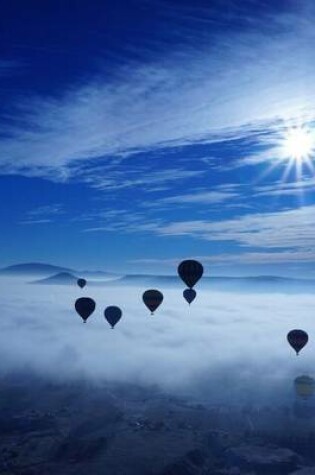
[0,263,73,276]
[106,274,315,293]
[79,270,121,280]
[110,274,179,287]
[1,263,314,293]
[0,262,120,280]
[32,272,79,285]
[31,272,123,286]
[110,273,315,284]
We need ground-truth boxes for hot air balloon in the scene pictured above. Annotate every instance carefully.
[178,260,203,288]
[294,375,315,399]
[142,289,163,315]
[77,278,87,289]
[74,297,96,323]
[183,288,196,305]
[287,329,308,355]
[104,306,122,329]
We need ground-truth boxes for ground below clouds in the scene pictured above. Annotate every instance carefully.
[0,377,315,474]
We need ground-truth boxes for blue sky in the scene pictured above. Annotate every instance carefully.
[1,0,315,276]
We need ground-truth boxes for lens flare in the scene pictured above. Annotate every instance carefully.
[278,127,315,183]
[253,125,315,190]
[282,128,314,162]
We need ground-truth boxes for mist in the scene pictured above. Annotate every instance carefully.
[1,276,314,406]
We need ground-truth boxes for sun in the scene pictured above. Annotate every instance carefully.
[276,126,315,182]
[253,125,315,187]
[282,127,314,162]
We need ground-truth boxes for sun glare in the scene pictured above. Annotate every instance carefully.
[256,125,315,186]
[274,126,315,183]
[282,128,314,162]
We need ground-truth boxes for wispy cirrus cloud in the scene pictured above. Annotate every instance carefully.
[132,250,315,267]
[154,204,315,249]
[1,4,315,181]
[160,190,239,205]
[20,204,64,225]
[254,176,315,197]
[82,200,315,261]
[80,167,205,191]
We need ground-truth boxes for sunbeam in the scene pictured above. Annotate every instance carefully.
[253,125,315,190]
[280,127,315,182]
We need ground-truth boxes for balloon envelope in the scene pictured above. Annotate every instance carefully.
[178,260,203,288]
[104,306,122,329]
[287,329,308,355]
[77,278,87,289]
[183,288,196,305]
[142,289,163,314]
[75,297,96,322]
[294,375,315,399]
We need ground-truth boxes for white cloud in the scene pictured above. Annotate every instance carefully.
[82,168,205,191]
[82,211,152,233]
[131,249,315,267]
[210,250,315,265]
[0,277,314,401]
[82,203,315,263]
[161,190,239,204]
[151,204,315,250]
[20,218,54,225]
[254,177,315,197]
[2,7,315,180]
[20,204,65,225]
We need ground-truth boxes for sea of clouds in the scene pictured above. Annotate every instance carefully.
[1,277,314,406]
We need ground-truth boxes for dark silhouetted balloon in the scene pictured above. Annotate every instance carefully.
[178,260,203,288]
[142,289,164,315]
[75,297,96,323]
[287,329,308,355]
[294,375,315,399]
[104,306,122,329]
[183,288,196,305]
[77,278,87,289]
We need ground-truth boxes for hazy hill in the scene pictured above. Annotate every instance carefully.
[0,263,119,281]
[2,262,314,293]
[79,270,121,280]
[106,274,315,293]
[0,263,73,276]
[31,272,79,285]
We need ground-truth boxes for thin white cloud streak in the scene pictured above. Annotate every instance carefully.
[82,203,315,259]
[83,168,205,191]
[161,190,239,204]
[83,212,152,233]
[2,8,315,179]
[139,184,246,209]
[20,204,65,225]
[211,250,315,264]
[132,250,315,267]
[0,278,314,400]
[148,204,315,250]
[20,219,54,225]
[254,177,315,197]
[28,204,64,215]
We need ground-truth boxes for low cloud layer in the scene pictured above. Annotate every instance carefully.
[1,277,314,405]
